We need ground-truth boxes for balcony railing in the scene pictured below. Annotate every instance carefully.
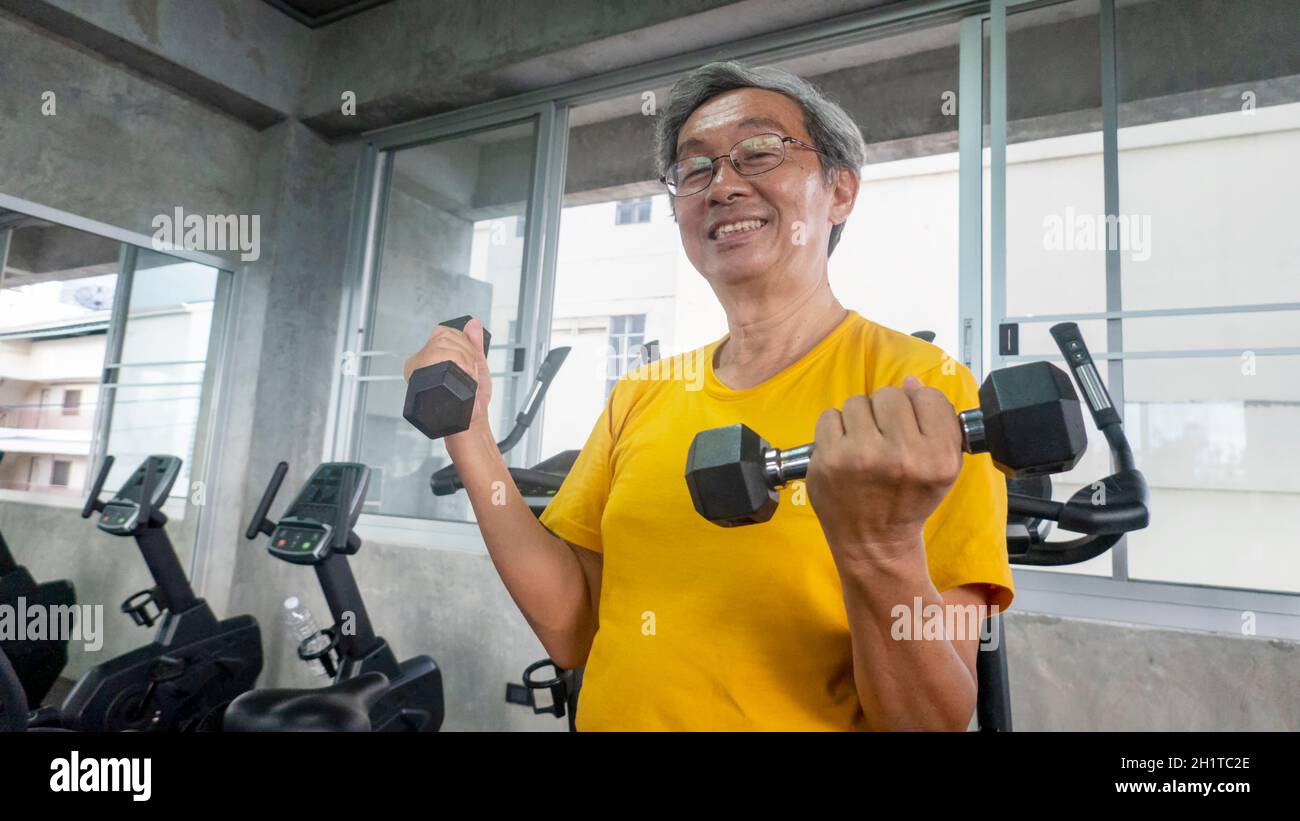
[0,402,95,431]
[0,478,83,496]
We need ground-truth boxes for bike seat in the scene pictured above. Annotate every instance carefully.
[222,672,390,732]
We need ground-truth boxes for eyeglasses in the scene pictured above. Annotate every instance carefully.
[660,133,825,197]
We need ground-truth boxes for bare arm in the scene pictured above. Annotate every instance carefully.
[836,541,983,731]
[404,318,600,670]
[448,422,601,670]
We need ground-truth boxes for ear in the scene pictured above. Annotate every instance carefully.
[828,167,859,226]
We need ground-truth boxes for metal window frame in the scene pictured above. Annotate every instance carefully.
[0,193,230,269]
[0,192,237,589]
[958,14,984,376]
[331,0,1300,633]
[327,107,557,551]
[85,243,135,486]
[338,1,986,546]
[983,0,1300,629]
[332,104,557,478]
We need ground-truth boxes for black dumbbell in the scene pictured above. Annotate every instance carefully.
[684,361,1087,527]
[403,315,492,440]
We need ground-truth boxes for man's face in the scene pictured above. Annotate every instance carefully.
[671,87,855,288]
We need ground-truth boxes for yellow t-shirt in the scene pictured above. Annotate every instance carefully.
[539,310,1013,731]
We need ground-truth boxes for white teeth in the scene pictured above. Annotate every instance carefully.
[713,219,767,239]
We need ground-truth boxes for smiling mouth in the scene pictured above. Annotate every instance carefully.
[710,219,769,240]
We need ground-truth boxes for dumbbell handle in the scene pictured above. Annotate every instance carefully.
[759,409,986,489]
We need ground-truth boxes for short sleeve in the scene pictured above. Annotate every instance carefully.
[918,362,1015,613]
[537,386,619,554]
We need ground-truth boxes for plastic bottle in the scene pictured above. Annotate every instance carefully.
[283,596,331,679]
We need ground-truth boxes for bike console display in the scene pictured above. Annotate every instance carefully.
[94,456,181,536]
[267,463,370,565]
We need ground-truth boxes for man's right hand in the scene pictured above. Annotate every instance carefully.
[403,317,493,448]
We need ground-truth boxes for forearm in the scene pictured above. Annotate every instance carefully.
[835,538,978,731]
[448,423,596,665]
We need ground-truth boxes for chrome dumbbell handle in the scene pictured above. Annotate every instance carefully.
[758,410,990,490]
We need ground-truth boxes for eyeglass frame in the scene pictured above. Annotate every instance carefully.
[659,133,826,197]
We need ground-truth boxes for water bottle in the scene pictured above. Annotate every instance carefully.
[283,596,331,679]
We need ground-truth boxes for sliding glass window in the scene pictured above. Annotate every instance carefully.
[336,0,1300,622]
[350,119,539,521]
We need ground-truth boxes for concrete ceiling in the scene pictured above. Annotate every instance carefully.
[262,0,398,28]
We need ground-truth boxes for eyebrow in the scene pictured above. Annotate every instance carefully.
[675,116,791,160]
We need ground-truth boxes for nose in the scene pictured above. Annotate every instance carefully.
[706,157,752,205]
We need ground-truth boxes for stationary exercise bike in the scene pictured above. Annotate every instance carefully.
[224,461,443,732]
[220,327,575,732]
[0,452,77,707]
[974,321,1149,731]
[41,455,263,731]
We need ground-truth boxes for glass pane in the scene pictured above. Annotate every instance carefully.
[357,118,538,520]
[1117,0,1300,309]
[773,24,965,357]
[0,210,122,499]
[102,383,204,501]
[988,0,1114,577]
[542,21,966,457]
[999,0,1107,322]
[1011,319,1111,359]
[1124,310,1299,354]
[1018,356,1114,579]
[1125,355,1300,593]
[1109,0,1300,591]
[118,248,218,368]
[103,249,221,503]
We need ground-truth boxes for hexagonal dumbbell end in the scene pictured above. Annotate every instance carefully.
[402,315,491,440]
[403,361,479,439]
[684,424,780,527]
[978,361,1087,477]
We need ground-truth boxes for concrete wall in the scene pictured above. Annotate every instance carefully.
[0,4,357,696]
[1007,613,1300,730]
[0,4,254,682]
[0,0,308,127]
[0,11,260,238]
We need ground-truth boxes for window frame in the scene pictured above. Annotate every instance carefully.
[614,196,653,226]
[0,191,237,589]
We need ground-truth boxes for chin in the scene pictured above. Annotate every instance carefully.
[712,254,775,279]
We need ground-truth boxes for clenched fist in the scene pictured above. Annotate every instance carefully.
[805,375,963,565]
[403,317,493,446]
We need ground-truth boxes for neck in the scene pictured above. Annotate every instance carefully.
[713,272,846,386]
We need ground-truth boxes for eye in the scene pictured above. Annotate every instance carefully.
[674,157,712,184]
[740,136,783,157]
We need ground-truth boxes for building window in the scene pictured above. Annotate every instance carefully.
[50,460,71,487]
[62,388,82,416]
[605,314,645,396]
[614,197,652,225]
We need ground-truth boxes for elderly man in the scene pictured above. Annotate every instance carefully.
[404,61,1012,731]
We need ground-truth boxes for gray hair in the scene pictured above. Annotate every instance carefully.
[654,60,867,256]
